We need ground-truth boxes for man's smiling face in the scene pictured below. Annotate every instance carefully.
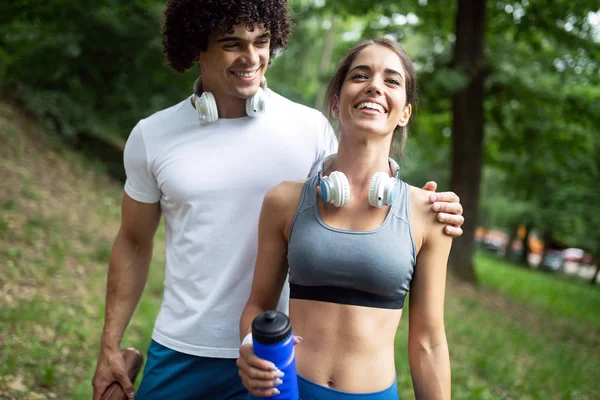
[199,23,271,101]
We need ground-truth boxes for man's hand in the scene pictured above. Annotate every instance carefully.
[422,181,464,238]
[92,347,135,400]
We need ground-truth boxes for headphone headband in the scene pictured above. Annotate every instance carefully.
[192,76,269,122]
[317,154,400,185]
[193,76,268,96]
[193,76,203,96]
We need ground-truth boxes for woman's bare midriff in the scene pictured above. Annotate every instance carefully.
[289,298,403,393]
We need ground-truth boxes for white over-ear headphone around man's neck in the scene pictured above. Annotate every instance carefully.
[192,77,269,123]
[317,154,401,208]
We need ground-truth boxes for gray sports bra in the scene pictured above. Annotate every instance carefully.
[287,174,417,309]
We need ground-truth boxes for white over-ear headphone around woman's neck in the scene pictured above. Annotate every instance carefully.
[317,154,401,208]
[192,77,269,123]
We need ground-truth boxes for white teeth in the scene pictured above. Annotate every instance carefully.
[233,70,258,78]
[357,102,385,113]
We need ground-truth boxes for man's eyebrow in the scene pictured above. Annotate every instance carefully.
[216,33,271,43]
[348,64,404,83]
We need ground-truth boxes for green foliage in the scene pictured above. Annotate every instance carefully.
[1,1,599,259]
[277,2,598,260]
[1,0,196,145]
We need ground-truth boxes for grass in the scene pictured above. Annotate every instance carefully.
[394,251,599,400]
[475,252,600,332]
[0,100,165,399]
[1,100,598,399]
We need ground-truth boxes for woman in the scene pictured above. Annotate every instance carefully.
[237,38,452,400]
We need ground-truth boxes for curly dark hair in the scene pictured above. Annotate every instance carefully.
[162,0,293,73]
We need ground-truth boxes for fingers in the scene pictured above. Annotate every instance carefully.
[432,201,463,216]
[429,191,460,205]
[293,335,303,345]
[237,344,284,397]
[236,352,284,397]
[240,371,283,397]
[92,381,106,400]
[437,211,465,227]
[245,385,281,397]
[422,181,437,192]
[92,350,135,400]
[444,224,464,238]
[91,363,113,400]
[239,344,279,372]
[115,370,136,399]
[92,376,114,400]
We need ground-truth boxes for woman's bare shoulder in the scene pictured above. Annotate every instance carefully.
[262,180,307,217]
[409,185,453,253]
[262,180,308,237]
[408,185,440,252]
[409,185,436,223]
[265,180,306,205]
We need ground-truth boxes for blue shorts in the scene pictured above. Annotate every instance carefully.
[297,375,398,400]
[135,339,247,400]
[248,374,398,400]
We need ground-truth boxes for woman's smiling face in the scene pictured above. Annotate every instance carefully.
[332,44,412,140]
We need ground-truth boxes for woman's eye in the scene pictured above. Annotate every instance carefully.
[255,40,269,47]
[386,79,401,85]
[351,73,368,80]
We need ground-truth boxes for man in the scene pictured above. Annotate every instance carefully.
[91,1,465,399]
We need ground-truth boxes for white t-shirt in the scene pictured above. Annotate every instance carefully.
[123,90,337,358]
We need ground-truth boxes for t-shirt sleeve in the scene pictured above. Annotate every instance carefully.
[307,114,339,178]
[123,122,161,203]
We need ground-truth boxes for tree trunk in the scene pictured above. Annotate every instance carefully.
[540,229,565,272]
[448,0,487,283]
[314,14,337,110]
[591,249,600,285]
[505,223,519,259]
[519,224,531,267]
[540,230,552,268]
[591,264,600,285]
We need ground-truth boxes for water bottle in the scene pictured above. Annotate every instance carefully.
[252,311,299,400]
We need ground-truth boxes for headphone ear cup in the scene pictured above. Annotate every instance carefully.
[326,171,350,207]
[196,92,219,123]
[246,86,267,117]
[320,178,332,203]
[369,172,387,208]
[368,172,385,208]
[336,171,350,207]
[383,179,399,206]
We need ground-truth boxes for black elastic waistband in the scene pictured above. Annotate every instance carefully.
[289,283,405,309]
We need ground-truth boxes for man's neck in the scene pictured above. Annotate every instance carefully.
[212,92,247,119]
[194,78,248,119]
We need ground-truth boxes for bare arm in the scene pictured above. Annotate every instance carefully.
[92,193,161,399]
[237,183,297,397]
[239,183,298,339]
[102,193,161,348]
[408,193,453,400]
